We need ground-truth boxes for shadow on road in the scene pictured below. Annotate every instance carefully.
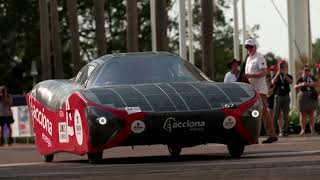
[59,153,233,164]
[56,150,318,165]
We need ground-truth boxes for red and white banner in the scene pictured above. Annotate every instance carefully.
[11,106,33,137]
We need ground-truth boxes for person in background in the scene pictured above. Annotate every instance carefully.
[271,61,293,137]
[224,59,240,83]
[0,85,14,145]
[267,64,276,119]
[244,38,278,143]
[315,64,320,124]
[295,65,318,135]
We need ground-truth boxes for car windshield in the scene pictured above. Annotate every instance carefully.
[93,55,209,86]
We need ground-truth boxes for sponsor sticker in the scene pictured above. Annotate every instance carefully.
[68,125,74,136]
[59,111,64,117]
[42,133,52,148]
[131,120,145,134]
[223,116,236,129]
[125,107,141,115]
[58,122,68,143]
[224,103,234,108]
[74,110,83,145]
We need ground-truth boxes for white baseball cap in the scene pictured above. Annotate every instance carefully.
[245,38,257,46]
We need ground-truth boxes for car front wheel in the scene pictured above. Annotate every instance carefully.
[167,144,182,157]
[44,154,54,162]
[227,144,245,158]
[87,151,103,164]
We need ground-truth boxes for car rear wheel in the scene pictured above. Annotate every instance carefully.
[87,151,103,164]
[167,144,182,157]
[44,154,54,162]
[227,144,245,158]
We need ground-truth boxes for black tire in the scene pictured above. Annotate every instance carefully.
[167,145,182,157]
[44,154,54,162]
[227,144,245,158]
[87,151,103,164]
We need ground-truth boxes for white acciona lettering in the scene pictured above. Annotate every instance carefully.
[29,99,53,136]
[163,117,205,133]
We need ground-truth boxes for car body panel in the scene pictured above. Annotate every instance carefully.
[26,52,262,157]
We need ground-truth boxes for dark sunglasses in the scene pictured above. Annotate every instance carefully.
[245,45,254,49]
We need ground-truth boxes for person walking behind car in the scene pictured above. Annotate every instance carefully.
[0,85,14,146]
[244,38,278,143]
[224,59,240,83]
[295,65,318,135]
[271,61,293,137]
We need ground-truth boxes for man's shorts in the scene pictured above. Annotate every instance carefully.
[0,116,14,126]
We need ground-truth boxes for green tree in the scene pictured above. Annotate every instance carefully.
[190,0,235,81]
[0,0,239,93]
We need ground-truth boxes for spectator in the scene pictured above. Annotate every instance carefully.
[224,59,240,83]
[267,65,276,118]
[295,65,318,135]
[315,64,320,122]
[244,38,278,143]
[0,85,14,145]
[271,61,293,137]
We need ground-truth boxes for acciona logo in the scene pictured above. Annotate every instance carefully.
[29,97,52,136]
[163,117,205,133]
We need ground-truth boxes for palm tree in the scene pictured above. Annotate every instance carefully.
[39,0,51,80]
[93,0,107,57]
[155,0,168,51]
[126,0,139,52]
[201,0,214,78]
[50,0,64,78]
[67,0,81,76]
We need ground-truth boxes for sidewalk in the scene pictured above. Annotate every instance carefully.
[0,143,35,149]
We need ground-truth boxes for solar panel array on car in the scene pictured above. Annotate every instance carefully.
[82,82,255,112]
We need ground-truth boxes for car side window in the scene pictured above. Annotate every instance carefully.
[75,65,95,86]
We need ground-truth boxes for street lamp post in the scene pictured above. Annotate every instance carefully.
[150,0,157,51]
[241,0,247,62]
[233,0,240,60]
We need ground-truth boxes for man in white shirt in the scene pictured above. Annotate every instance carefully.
[224,59,240,83]
[244,38,278,143]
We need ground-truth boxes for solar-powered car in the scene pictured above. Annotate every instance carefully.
[26,52,261,163]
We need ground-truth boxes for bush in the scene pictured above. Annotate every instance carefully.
[289,108,320,134]
[288,109,300,134]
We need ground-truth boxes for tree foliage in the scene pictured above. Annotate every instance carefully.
[0,0,236,93]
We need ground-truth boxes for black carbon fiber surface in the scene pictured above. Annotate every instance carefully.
[81,82,255,112]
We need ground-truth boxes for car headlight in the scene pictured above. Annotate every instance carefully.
[241,99,262,140]
[85,106,119,126]
[85,106,124,147]
[242,99,262,118]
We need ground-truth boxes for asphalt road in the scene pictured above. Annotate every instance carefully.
[1,135,320,179]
